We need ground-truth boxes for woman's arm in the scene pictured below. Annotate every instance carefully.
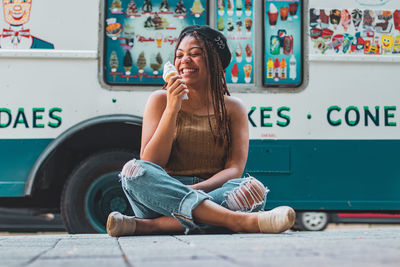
[140,75,188,167]
[190,96,249,192]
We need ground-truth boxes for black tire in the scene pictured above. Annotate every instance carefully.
[61,150,137,234]
[292,212,330,231]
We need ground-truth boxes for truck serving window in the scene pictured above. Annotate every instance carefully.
[102,0,208,86]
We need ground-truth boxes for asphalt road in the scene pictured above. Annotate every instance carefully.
[1,227,399,267]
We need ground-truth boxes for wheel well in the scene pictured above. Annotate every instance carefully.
[29,119,142,210]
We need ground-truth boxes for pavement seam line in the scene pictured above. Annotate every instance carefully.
[25,238,61,266]
[116,237,134,267]
[172,235,244,266]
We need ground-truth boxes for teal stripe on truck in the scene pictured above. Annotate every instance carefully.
[0,139,52,197]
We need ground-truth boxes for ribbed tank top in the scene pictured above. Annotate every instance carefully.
[165,110,228,178]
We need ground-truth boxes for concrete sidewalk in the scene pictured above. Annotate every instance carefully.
[1,228,399,267]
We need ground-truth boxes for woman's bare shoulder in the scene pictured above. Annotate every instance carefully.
[225,95,247,117]
[146,89,167,108]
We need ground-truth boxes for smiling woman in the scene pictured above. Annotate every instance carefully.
[106,25,295,237]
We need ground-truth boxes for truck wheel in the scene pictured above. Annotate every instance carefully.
[292,212,330,231]
[61,150,137,233]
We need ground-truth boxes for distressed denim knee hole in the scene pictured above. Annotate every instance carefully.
[119,159,145,190]
[224,177,269,212]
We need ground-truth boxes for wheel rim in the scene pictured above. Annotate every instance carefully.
[84,171,133,233]
[301,212,328,231]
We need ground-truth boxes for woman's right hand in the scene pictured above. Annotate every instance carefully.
[165,74,189,113]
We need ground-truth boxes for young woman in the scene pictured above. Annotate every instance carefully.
[107,25,295,236]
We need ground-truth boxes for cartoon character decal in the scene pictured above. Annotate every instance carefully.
[0,0,54,49]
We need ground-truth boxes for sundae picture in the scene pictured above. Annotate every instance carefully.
[218,0,225,16]
[245,44,252,62]
[137,51,147,81]
[236,0,243,16]
[123,50,133,79]
[191,0,205,18]
[267,4,278,28]
[110,0,123,13]
[351,9,362,31]
[175,0,187,16]
[231,63,239,83]
[142,0,153,13]
[106,18,123,40]
[227,0,234,16]
[126,0,138,17]
[245,17,252,34]
[245,0,252,16]
[109,51,119,81]
[289,2,298,19]
[281,6,289,21]
[235,43,243,62]
[150,53,163,75]
[341,10,351,31]
[243,64,252,83]
[163,62,188,99]
[159,0,170,12]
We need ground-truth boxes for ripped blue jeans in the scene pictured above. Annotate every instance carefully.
[120,159,268,233]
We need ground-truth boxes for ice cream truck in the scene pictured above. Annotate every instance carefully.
[0,0,399,233]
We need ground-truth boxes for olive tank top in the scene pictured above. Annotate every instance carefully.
[165,110,228,178]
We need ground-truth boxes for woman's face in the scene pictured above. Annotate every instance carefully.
[174,36,208,89]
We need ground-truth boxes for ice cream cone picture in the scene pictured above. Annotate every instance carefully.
[137,51,146,82]
[267,4,278,28]
[150,53,163,75]
[231,63,239,83]
[235,43,243,63]
[227,0,234,16]
[191,0,204,18]
[109,51,119,82]
[245,44,252,62]
[243,64,252,83]
[218,0,225,16]
[123,51,133,81]
[351,9,362,31]
[245,0,252,16]
[163,62,188,99]
[236,0,243,16]
[330,9,341,30]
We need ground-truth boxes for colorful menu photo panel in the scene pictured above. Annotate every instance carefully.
[104,0,207,85]
[264,0,303,87]
[217,0,255,84]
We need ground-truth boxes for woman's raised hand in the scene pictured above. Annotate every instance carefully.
[165,74,189,113]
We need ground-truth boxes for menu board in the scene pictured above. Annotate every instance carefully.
[104,0,208,85]
[216,0,255,84]
[263,0,303,87]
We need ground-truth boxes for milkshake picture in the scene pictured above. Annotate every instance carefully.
[236,0,243,16]
[227,0,234,16]
[245,17,252,34]
[245,0,252,16]
[289,2,298,19]
[244,64,252,83]
[267,3,278,28]
[280,7,289,21]
[218,0,225,16]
